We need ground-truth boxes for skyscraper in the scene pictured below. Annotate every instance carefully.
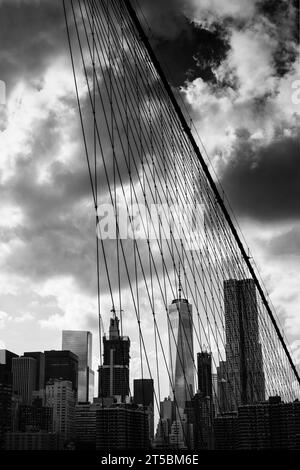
[44,350,78,394]
[12,356,37,405]
[45,379,75,443]
[168,284,194,415]
[214,412,238,450]
[0,349,17,448]
[134,378,154,441]
[197,351,212,398]
[62,331,94,402]
[217,361,231,414]
[98,311,130,401]
[134,379,154,407]
[0,365,13,449]
[24,352,45,391]
[96,403,150,450]
[212,373,218,413]
[161,397,174,422]
[0,349,18,370]
[185,393,214,450]
[238,396,300,450]
[214,396,300,450]
[75,402,101,449]
[224,279,265,409]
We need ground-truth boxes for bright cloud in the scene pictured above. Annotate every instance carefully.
[190,0,257,23]
[0,310,10,329]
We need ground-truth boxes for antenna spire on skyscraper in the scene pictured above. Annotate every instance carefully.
[178,262,182,301]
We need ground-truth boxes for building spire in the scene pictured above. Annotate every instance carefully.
[178,262,182,301]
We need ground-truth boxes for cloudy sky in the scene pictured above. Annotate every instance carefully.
[0,0,299,388]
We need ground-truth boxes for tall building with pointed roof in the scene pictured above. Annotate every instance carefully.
[168,270,194,416]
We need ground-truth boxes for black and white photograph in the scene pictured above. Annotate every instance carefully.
[0,0,299,459]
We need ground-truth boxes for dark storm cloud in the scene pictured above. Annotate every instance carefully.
[138,0,192,40]
[0,0,66,93]
[257,0,299,77]
[153,20,229,87]
[220,128,300,222]
[0,0,228,98]
[137,0,298,93]
[138,0,229,87]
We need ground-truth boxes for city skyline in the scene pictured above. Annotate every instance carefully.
[1,275,298,405]
[1,277,300,450]
[0,0,299,453]
[1,276,296,407]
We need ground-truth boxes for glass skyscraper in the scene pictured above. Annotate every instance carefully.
[134,378,154,440]
[12,356,37,405]
[23,352,45,391]
[168,291,194,416]
[224,279,265,409]
[44,350,78,394]
[197,352,212,398]
[62,331,94,403]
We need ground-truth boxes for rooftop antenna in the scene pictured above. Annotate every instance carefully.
[178,262,182,301]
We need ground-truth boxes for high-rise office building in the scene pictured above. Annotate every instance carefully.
[214,396,300,450]
[160,396,174,425]
[96,403,150,450]
[44,350,78,393]
[238,396,300,450]
[214,412,238,450]
[153,396,175,448]
[98,312,130,400]
[217,361,232,413]
[168,286,194,415]
[197,352,212,398]
[12,356,37,405]
[0,349,18,370]
[62,330,94,403]
[185,393,214,450]
[45,379,75,443]
[134,378,154,407]
[24,352,45,391]
[212,373,218,413]
[11,395,22,432]
[224,279,265,408]
[0,364,13,449]
[75,402,103,449]
[0,351,16,447]
[134,378,154,441]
